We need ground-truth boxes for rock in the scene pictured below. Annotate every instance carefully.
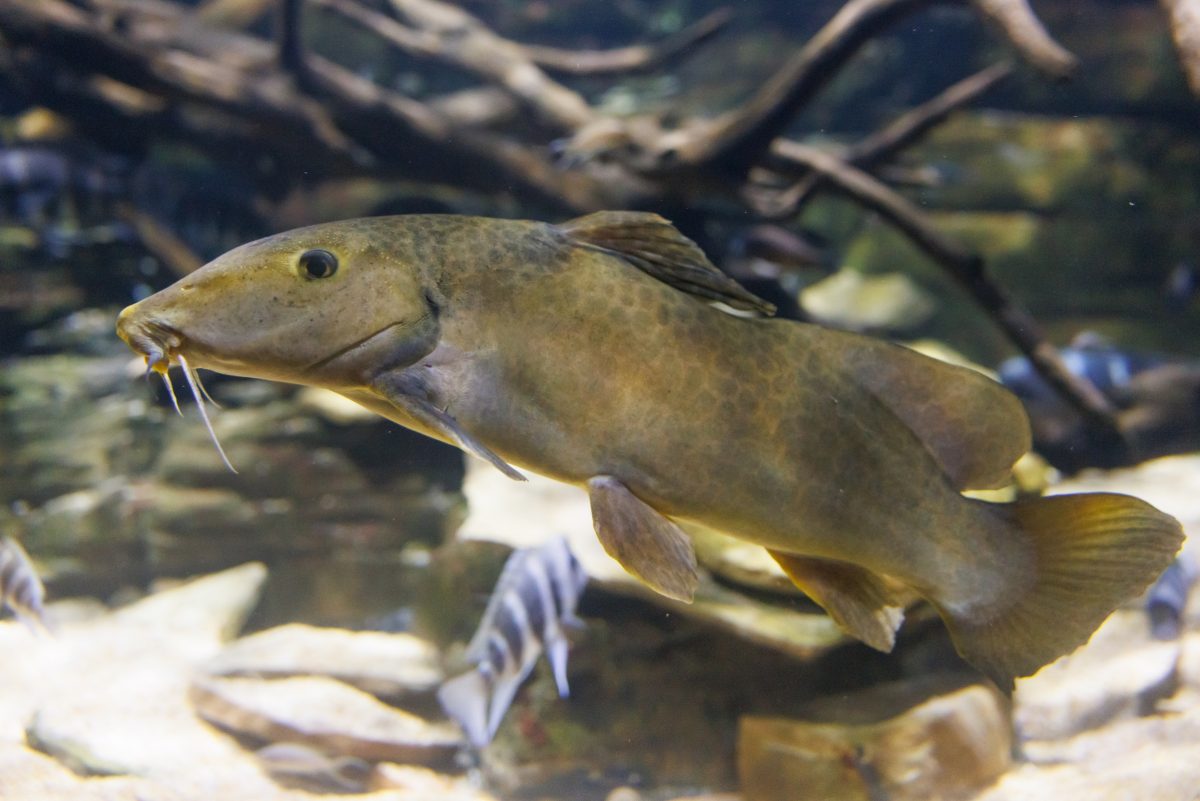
[799,269,936,333]
[1014,609,1181,740]
[0,563,292,799]
[688,525,799,596]
[976,695,1200,801]
[738,679,1011,801]
[296,387,377,424]
[113,561,266,644]
[205,623,443,697]
[190,676,462,765]
[254,741,373,793]
[370,763,499,799]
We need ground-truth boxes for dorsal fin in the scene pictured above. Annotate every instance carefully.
[559,211,776,316]
[840,333,1031,490]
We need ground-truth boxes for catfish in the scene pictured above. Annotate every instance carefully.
[116,212,1183,689]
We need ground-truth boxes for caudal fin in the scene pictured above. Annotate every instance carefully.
[941,493,1183,691]
[437,670,490,748]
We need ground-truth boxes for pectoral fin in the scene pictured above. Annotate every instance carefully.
[768,550,908,652]
[587,476,699,602]
[376,373,526,481]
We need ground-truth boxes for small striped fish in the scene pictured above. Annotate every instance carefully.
[1146,554,1197,640]
[437,536,588,748]
[0,536,47,631]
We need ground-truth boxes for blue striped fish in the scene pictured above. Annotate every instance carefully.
[437,536,588,748]
[0,537,47,631]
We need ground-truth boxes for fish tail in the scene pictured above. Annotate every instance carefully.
[437,670,491,748]
[939,493,1182,692]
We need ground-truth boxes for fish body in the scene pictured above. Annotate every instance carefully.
[0,536,47,631]
[116,211,1183,689]
[437,536,588,747]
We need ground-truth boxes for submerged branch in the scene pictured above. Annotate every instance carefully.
[971,0,1078,79]
[115,202,204,277]
[521,8,734,76]
[845,61,1014,169]
[768,62,1013,215]
[679,0,939,174]
[314,0,594,131]
[761,142,1124,449]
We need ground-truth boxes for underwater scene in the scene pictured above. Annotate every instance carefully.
[1,0,1199,799]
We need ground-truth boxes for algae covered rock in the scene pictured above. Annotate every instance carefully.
[1015,609,1181,740]
[0,564,267,782]
[205,623,444,698]
[738,678,1012,801]
[190,675,462,765]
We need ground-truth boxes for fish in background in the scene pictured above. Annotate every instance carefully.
[999,332,1200,471]
[438,536,589,748]
[1146,552,1198,641]
[998,332,1169,410]
[0,536,48,631]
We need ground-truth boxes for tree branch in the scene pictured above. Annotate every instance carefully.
[314,0,594,132]
[767,62,1013,215]
[760,141,1124,449]
[521,8,734,76]
[971,0,1078,79]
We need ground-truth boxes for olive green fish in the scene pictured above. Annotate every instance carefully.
[116,212,1182,689]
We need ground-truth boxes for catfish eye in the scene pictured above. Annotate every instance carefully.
[299,249,338,279]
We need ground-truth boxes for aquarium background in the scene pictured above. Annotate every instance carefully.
[0,0,1198,799]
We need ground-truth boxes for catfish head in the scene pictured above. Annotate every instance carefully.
[116,219,441,390]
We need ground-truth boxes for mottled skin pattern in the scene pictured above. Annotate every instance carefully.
[427,220,993,604]
[119,215,1014,611]
[117,214,1183,687]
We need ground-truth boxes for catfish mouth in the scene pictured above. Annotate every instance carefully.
[116,307,184,372]
[116,304,237,472]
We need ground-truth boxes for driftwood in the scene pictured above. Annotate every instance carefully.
[0,0,1131,452]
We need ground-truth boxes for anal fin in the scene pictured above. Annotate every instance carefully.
[587,476,699,602]
[768,550,908,652]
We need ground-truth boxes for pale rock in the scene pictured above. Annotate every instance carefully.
[205,623,443,697]
[191,676,462,764]
[297,387,377,424]
[1014,609,1180,740]
[800,270,936,333]
[370,763,500,799]
[976,699,1200,801]
[738,679,1011,801]
[111,561,266,645]
[0,563,315,800]
[687,525,798,596]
